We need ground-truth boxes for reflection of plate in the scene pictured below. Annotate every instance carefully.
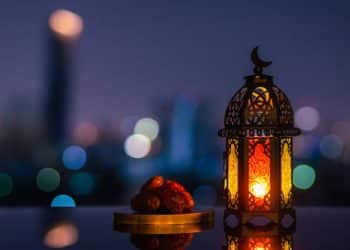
[114,208,214,234]
[115,222,214,234]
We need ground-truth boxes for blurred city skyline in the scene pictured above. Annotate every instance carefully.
[0,1,349,206]
[0,0,349,124]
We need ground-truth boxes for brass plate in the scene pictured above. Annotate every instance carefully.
[114,208,214,234]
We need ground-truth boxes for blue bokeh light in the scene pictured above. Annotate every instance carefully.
[62,145,87,170]
[51,194,76,207]
[319,134,343,160]
[69,172,95,196]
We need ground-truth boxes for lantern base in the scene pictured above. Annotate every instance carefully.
[224,208,296,230]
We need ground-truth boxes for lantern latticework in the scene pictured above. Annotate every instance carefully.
[219,47,300,225]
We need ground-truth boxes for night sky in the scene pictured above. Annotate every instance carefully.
[0,0,349,124]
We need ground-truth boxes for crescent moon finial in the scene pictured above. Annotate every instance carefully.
[251,46,272,74]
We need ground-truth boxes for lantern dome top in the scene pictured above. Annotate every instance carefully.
[219,47,301,138]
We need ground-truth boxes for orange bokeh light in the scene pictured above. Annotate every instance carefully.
[44,222,79,248]
[49,9,83,40]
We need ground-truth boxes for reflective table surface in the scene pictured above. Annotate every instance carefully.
[0,207,349,249]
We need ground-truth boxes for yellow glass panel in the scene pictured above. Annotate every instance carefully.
[249,86,274,108]
[227,139,238,209]
[226,234,238,250]
[281,138,292,205]
[282,240,292,250]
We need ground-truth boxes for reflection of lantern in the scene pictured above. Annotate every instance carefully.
[223,225,294,250]
[219,47,300,225]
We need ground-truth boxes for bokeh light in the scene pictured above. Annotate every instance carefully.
[51,194,76,207]
[36,168,60,192]
[62,145,87,170]
[73,122,99,146]
[124,134,151,159]
[331,121,350,143]
[69,172,95,196]
[293,164,316,190]
[293,135,319,158]
[319,134,343,159]
[44,222,79,248]
[0,173,13,198]
[49,9,83,39]
[192,185,217,206]
[134,118,159,141]
[295,106,320,131]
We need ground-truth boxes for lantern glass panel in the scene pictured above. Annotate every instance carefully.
[226,234,239,250]
[248,138,271,211]
[248,237,272,250]
[281,138,292,207]
[227,138,239,209]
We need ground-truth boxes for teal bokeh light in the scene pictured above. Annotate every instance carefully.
[51,194,76,207]
[293,164,316,190]
[69,172,95,196]
[36,168,60,192]
[0,173,13,197]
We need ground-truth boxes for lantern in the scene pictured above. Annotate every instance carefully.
[223,225,294,250]
[219,47,301,225]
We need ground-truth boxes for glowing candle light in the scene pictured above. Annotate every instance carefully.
[251,181,269,198]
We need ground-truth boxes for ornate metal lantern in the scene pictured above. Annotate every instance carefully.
[224,225,294,250]
[219,47,301,225]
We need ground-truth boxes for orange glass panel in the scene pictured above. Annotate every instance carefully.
[248,139,271,211]
[248,237,272,250]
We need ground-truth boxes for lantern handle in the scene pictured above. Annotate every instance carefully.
[251,46,272,75]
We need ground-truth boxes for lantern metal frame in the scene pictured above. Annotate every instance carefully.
[219,47,301,227]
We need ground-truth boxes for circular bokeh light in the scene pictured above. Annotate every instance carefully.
[69,172,95,196]
[37,168,60,192]
[44,222,79,248]
[293,135,319,158]
[0,173,13,198]
[295,106,320,131]
[62,146,87,170]
[293,164,316,190]
[51,194,76,207]
[192,185,217,206]
[319,134,343,159]
[124,134,151,159]
[49,9,83,39]
[73,122,99,146]
[134,118,159,141]
[331,121,350,143]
